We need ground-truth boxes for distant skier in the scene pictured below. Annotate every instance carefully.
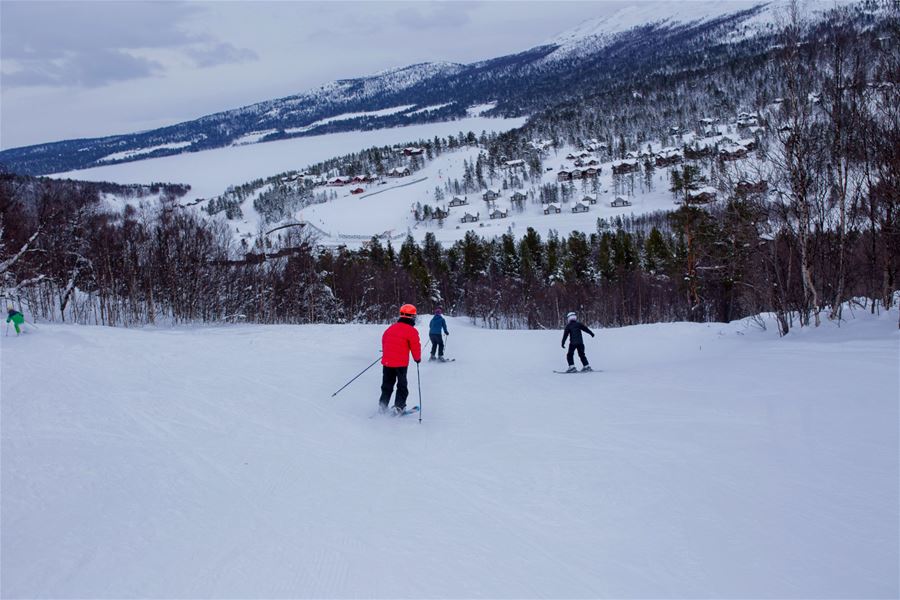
[379,304,422,414]
[428,306,449,361]
[6,306,24,336]
[561,311,595,372]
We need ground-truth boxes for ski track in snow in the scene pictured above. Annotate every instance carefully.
[1,312,898,597]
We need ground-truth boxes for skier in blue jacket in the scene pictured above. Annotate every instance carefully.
[428,306,449,361]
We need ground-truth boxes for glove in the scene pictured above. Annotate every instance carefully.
[561,342,565,348]
[415,359,421,364]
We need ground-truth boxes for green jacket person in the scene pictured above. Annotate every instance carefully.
[6,307,24,335]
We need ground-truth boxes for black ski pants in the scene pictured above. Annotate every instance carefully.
[379,366,409,409]
[429,333,444,357]
[567,343,589,367]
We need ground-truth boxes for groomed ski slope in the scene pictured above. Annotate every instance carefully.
[2,310,898,598]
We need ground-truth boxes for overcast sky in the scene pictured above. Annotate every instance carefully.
[1,1,705,149]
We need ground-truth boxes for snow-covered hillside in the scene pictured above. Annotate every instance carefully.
[540,0,861,62]
[295,143,672,247]
[265,126,755,247]
[2,309,897,597]
[8,0,878,176]
[50,116,526,206]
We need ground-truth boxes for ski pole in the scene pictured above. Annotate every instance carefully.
[331,355,381,398]
[416,361,422,423]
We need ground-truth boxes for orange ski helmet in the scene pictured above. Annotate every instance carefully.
[399,303,417,317]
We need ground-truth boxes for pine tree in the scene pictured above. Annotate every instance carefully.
[644,227,671,274]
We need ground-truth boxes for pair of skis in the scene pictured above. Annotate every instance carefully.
[370,405,420,418]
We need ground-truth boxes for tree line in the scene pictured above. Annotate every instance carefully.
[1,2,896,333]
[1,169,895,333]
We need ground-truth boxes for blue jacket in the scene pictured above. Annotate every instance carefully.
[429,314,449,336]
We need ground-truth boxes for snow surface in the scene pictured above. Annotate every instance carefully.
[405,103,454,116]
[97,141,194,163]
[2,308,898,598]
[231,129,280,146]
[466,102,497,117]
[540,0,863,63]
[49,117,526,204]
[285,105,418,134]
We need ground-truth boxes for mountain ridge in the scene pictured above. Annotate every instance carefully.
[0,0,864,175]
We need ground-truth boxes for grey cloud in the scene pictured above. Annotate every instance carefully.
[186,43,259,68]
[0,1,248,88]
[4,49,163,88]
[1,1,203,60]
[394,2,476,30]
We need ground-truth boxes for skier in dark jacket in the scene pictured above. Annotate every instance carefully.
[428,306,449,361]
[6,306,24,335]
[561,311,595,372]
[380,304,422,413]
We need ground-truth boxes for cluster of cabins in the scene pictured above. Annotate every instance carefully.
[324,165,412,190]
[718,139,758,161]
[555,110,764,181]
[528,139,554,154]
[557,133,758,181]
[327,174,376,187]
[677,186,719,205]
[320,145,423,195]
[557,165,602,182]
[445,189,634,223]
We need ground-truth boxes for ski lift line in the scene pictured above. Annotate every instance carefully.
[358,176,428,199]
[264,223,307,236]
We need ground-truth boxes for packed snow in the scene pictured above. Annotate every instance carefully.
[2,307,897,598]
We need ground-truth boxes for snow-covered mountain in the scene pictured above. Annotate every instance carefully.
[0,0,871,176]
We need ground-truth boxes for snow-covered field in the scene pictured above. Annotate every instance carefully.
[2,309,898,598]
[49,116,526,204]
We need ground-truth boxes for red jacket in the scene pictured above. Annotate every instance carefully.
[382,320,421,367]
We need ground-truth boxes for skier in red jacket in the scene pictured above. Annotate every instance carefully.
[379,303,422,414]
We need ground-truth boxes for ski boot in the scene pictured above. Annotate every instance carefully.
[581,365,592,372]
[565,365,578,373]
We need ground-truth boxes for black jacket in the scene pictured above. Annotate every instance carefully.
[562,320,594,346]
